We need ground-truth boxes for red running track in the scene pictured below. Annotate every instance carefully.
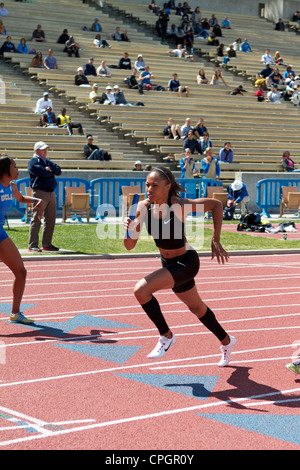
[0,253,300,451]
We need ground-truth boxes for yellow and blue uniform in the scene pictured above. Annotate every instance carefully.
[0,182,13,242]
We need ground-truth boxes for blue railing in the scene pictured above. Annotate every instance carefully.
[12,176,223,219]
[256,178,300,217]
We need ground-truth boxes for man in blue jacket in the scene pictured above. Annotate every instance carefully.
[227,180,250,215]
[28,141,61,252]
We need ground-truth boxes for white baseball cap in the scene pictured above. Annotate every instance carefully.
[34,141,49,151]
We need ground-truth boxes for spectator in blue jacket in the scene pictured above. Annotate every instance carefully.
[28,141,61,252]
[219,142,234,162]
[17,37,28,54]
[240,38,252,52]
[227,180,250,215]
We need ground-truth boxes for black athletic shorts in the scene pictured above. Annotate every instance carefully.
[160,248,200,293]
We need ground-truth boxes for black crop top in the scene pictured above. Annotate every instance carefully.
[145,200,186,249]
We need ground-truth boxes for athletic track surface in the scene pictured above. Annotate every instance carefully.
[0,252,300,451]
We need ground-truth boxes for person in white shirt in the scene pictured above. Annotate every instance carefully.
[167,43,193,60]
[261,48,273,64]
[35,92,53,113]
[267,84,281,103]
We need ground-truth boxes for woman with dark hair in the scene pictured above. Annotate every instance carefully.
[0,154,43,323]
[282,151,299,172]
[123,167,236,366]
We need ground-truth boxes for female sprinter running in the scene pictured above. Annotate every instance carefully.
[0,154,43,324]
[123,167,236,367]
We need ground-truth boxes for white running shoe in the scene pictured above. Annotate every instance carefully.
[218,335,236,367]
[147,333,176,359]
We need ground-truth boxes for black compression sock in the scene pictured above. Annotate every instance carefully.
[141,296,169,336]
[199,307,227,342]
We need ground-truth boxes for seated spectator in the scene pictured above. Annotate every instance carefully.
[221,16,231,28]
[99,85,116,105]
[180,117,193,139]
[227,45,236,58]
[31,24,47,42]
[179,148,198,178]
[168,43,194,60]
[201,148,220,180]
[0,19,7,35]
[112,27,122,41]
[31,51,44,68]
[167,73,189,97]
[196,69,208,84]
[89,84,101,103]
[292,11,300,22]
[240,38,252,52]
[113,85,132,106]
[230,84,247,95]
[74,67,90,86]
[284,65,296,79]
[83,57,96,77]
[227,180,250,215]
[84,135,105,161]
[195,18,209,39]
[134,54,146,71]
[0,35,16,54]
[64,35,80,57]
[212,24,222,37]
[121,29,130,41]
[94,33,111,48]
[255,85,265,102]
[126,68,143,94]
[139,67,153,91]
[267,67,283,86]
[97,61,111,77]
[57,28,69,44]
[275,18,285,31]
[183,130,202,154]
[210,69,228,86]
[282,74,298,100]
[232,38,242,51]
[56,108,84,136]
[163,117,181,139]
[0,3,8,16]
[281,151,299,172]
[35,91,53,114]
[267,84,281,103]
[91,17,102,32]
[207,32,219,46]
[219,142,233,162]
[194,118,207,138]
[40,106,57,127]
[168,24,178,42]
[17,37,28,54]
[199,132,213,153]
[118,52,131,70]
[255,63,273,87]
[261,48,273,65]
[273,50,285,65]
[132,160,142,171]
[43,49,58,70]
[149,0,159,13]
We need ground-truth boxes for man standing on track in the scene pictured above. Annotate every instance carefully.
[28,141,61,252]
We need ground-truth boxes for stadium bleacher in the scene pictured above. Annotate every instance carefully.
[1,0,300,186]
